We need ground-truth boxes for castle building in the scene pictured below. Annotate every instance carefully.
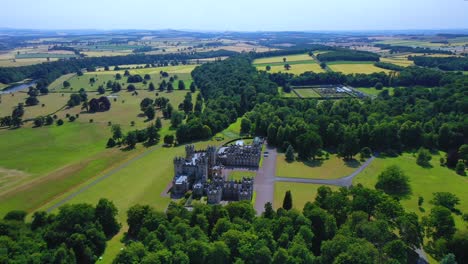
[171,139,261,203]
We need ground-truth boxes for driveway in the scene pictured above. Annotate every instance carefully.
[254,145,277,215]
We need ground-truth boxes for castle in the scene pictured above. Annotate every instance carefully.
[172,138,262,204]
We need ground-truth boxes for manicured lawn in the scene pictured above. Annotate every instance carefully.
[227,170,257,181]
[274,182,339,210]
[294,88,322,98]
[328,61,391,74]
[355,87,395,96]
[278,87,298,98]
[354,152,468,228]
[276,154,360,179]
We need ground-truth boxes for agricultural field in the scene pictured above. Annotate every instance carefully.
[0,45,76,67]
[253,53,325,75]
[380,55,414,67]
[327,61,391,74]
[274,182,339,210]
[354,152,468,229]
[276,153,360,179]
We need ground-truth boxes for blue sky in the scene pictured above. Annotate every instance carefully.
[1,0,467,31]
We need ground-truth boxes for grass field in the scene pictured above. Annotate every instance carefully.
[274,182,339,210]
[227,170,257,181]
[327,61,391,74]
[253,53,325,75]
[355,87,395,96]
[278,87,299,98]
[276,153,361,179]
[0,58,60,67]
[380,56,414,67]
[47,73,76,90]
[354,152,468,229]
[294,88,322,98]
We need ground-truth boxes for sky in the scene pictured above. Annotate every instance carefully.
[1,0,467,31]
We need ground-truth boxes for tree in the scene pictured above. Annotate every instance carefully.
[455,160,465,176]
[440,253,457,264]
[56,119,64,126]
[320,62,327,69]
[111,124,123,144]
[167,82,174,92]
[144,107,155,120]
[240,118,251,135]
[146,124,160,146]
[283,57,287,62]
[296,132,322,160]
[164,134,174,146]
[285,145,295,162]
[282,190,292,210]
[155,117,162,130]
[115,73,122,80]
[148,82,155,91]
[106,138,116,148]
[266,65,271,71]
[458,144,468,163]
[178,80,186,90]
[144,74,151,80]
[171,111,184,128]
[338,129,360,160]
[431,192,460,211]
[375,82,383,90]
[95,198,121,238]
[3,210,27,221]
[416,147,432,167]
[63,81,70,88]
[375,165,411,198]
[25,96,39,106]
[447,230,468,264]
[424,206,456,240]
[284,64,291,70]
[33,116,44,127]
[67,93,81,107]
[98,85,105,94]
[125,131,138,148]
[190,82,196,93]
[127,84,136,92]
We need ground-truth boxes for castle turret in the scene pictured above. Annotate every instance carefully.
[185,144,195,160]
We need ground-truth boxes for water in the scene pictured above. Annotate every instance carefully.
[0,81,36,94]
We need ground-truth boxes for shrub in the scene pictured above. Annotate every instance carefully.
[69,116,76,122]
[56,119,64,126]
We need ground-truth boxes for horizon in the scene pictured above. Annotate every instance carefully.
[1,0,467,32]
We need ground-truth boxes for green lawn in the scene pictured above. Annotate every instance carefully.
[354,152,468,229]
[355,87,395,96]
[276,154,361,179]
[253,53,314,64]
[227,170,257,181]
[256,62,324,75]
[327,61,391,74]
[274,182,339,210]
[278,87,298,98]
[294,88,322,98]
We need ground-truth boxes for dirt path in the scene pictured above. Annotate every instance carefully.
[254,145,277,215]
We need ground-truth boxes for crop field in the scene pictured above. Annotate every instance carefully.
[0,58,60,67]
[15,53,77,59]
[380,56,414,67]
[276,153,360,179]
[253,53,314,64]
[327,61,391,74]
[253,53,325,75]
[274,182,339,210]
[354,152,468,228]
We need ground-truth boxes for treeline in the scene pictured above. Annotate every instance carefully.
[48,45,82,55]
[249,45,335,59]
[114,185,466,263]
[316,50,380,62]
[175,56,277,143]
[0,199,120,264]
[375,44,453,55]
[0,50,237,84]
[374,61,405,71]
[243,76,466,164]
[269,66,462,87]
[410,56,468,71]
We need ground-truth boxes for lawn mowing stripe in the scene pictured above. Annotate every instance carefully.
[46,146,159,213]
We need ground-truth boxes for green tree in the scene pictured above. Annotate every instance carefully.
[190,82,196,93]
[375,82,383,90]
[126,131,137,148]
[155,117,162,129]
[424,206,456,241]
[95,198,121,238]
[265,65,271,71]
[417,147,432,167]
[431,192,460,211]
[164,134,175,146]
[106,138,116,148]
[98,85,105,94]
[178,80,186,90]
[296,132,322,160]
[144,106,155,120]
[455,160,465,176]
[285,145,295,162]
[375,165,411,198]
[146,123,160,146]
[446,230,468,264]
[284,64,291,70]
[240,118,251,135]
[338,129,360,160]
[111,124,123,143]
[171,111,184,128]
[63,80,70,88]
[148,82,155,91]
[282,190,292,210]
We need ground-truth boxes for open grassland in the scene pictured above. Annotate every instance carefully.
[354,152,468,229]
[47,73,76,90]
[294,88,322,98]
[328,61,391,74]
[253,53,314,64]
[274,182,339,210]
[355,87,395,96]
[375,39,444,48]
[257,63,325,75]
[276,153,360,179]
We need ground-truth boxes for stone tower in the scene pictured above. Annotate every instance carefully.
[185,144,195,160]
[206,145,217,167]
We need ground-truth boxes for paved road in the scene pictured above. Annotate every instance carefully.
[254,146,277,215]
[276,156,375,187]
[46,146,159,213]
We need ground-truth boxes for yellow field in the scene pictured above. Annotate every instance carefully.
[274,182,339,210]
[253,53,313,64]
[328,62,391,74]
[257,63,325,75]
[0,58,60,67]
[380,56,414,67]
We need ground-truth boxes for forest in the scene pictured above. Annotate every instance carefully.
[316,50,380,62]
[374,44,453,55]
[410,56,468,71]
